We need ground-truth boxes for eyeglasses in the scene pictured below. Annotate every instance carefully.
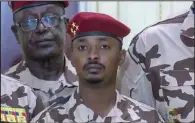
[15,15,67,32]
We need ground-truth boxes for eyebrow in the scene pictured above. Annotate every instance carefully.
[21,9,35,15]
[76,38,87,43]
[18,10,37,22]
[45,6,63,15]
[74,36,111,44]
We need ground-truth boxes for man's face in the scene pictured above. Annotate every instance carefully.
[72,35,125,87]
[12,4,66,60]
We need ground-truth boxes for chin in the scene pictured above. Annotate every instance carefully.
[86,78,103,84]
[28,48,62,60]
[84,75,104,85]
[31,51,60,60]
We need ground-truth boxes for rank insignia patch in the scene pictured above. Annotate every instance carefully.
[1,106,27,123]
[168,108,179,123]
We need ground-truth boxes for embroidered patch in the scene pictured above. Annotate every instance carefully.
[168,108,179,123]
[71,22,79,36]
[1,106,27,123]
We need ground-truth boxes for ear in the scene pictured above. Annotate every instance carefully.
[11,25,20,44]
[119,49,126,66]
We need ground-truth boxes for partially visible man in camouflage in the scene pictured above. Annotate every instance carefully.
[31,12,164,123]
[1,74,45,122]
[5,1,78,107]
[118,3,194,123]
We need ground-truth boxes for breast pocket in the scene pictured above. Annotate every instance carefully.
[160,69,194,122]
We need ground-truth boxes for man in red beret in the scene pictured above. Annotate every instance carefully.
[4,1,78,107]
[31,12,164,123]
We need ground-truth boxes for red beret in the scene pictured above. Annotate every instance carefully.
[67,12,130,41]
[8,1,69,13]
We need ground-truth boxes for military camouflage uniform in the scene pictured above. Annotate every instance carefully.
[31,88,164,123]
[118,5,194,123]
[1,74,45,122]
[5,56,78,107]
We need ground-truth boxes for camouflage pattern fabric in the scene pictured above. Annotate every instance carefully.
[118,5,194,123]
[4,56,78,107]
[31,88,164,123]
[1,74,45,122]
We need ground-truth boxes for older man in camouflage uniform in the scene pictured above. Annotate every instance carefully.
[31,12,164,123]
[118,3,194,123]
[1,74,45,122]
[5,1,78,107]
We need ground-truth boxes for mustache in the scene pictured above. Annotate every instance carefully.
[83,61,105,70]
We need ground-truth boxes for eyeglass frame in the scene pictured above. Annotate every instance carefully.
[15,14,68,32]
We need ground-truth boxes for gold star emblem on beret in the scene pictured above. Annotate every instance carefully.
[71,22,79,36]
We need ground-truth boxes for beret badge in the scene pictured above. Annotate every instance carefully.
[71,22,79,36]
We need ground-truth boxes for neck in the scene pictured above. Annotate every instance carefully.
[79,81,116,118]
[25,53,65,81]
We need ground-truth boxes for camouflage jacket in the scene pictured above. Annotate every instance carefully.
[118,5,194,123]
[31,88,164,123]
[5,56,78,107]
[1,74,45,122]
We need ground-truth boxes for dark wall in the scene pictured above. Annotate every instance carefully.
[1,2,79,73]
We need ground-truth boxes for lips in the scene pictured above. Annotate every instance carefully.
[85,64,103,73]
[33,38,54,44]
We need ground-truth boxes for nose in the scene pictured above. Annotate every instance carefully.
[88,46,99,61]
[35,20,47,34]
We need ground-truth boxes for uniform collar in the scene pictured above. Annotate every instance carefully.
[17,55,78,93]
[66,87,122,122]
